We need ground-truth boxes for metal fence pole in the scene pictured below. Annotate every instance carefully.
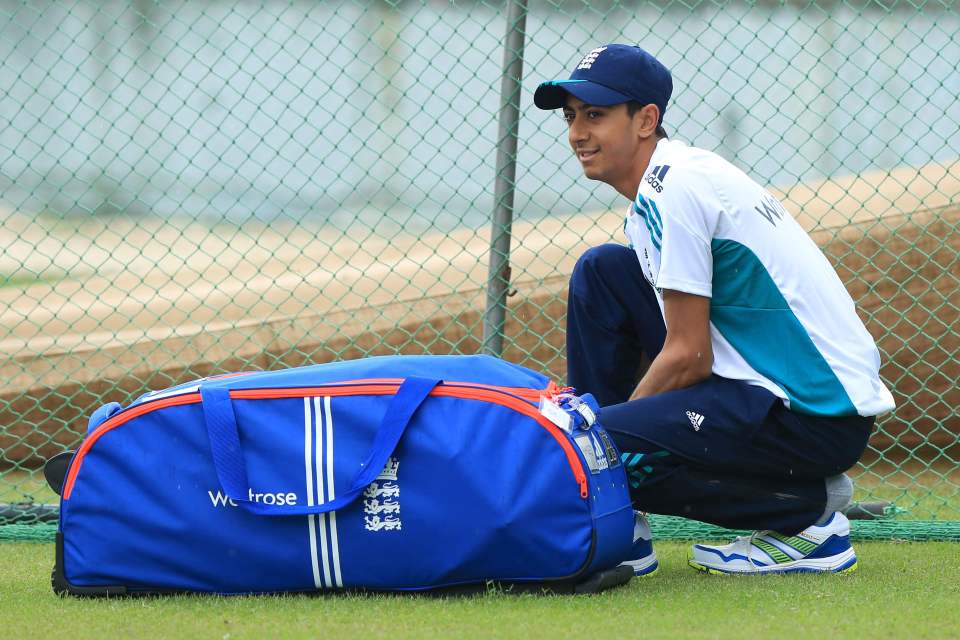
[482,0,528,357]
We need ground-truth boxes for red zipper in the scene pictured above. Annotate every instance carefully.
[63,379,588,501]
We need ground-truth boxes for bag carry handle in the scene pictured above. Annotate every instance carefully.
[200,376,440,516]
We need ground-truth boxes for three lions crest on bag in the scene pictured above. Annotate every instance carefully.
[364,457,401,532]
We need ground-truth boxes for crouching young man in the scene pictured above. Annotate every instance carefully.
[533,44,895,574]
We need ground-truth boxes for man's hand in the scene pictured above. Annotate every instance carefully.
[630,289,713,400]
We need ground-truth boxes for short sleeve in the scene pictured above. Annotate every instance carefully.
[641,166,720,298]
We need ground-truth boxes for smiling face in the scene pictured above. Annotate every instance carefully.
[562,95,659,199]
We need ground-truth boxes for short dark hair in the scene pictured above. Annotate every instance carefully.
[626,101,667,139]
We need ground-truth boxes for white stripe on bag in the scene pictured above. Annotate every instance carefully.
[304,398,321,589]
[324,396,343,588]
[314,397,332,588]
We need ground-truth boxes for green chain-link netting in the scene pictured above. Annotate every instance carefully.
[1,0,957,541]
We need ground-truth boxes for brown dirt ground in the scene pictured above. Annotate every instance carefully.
[1,208,957,470]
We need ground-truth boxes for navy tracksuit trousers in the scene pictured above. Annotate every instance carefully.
[567,244,873,534]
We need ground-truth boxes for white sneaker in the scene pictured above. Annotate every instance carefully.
[688,512,858,574]
[619,511,659,577]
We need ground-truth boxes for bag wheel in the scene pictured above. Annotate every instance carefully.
[44,451,75,496]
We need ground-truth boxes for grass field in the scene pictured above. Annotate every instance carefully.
[2,541,958,639]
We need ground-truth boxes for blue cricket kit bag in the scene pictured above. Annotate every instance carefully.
[52,354,635,595]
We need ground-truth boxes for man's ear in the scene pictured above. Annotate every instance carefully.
[634,103,660,139]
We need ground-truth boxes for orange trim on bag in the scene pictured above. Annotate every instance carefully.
[433,385,589,498]
[230,380,547,403]
[63,380,589,501]
[62,393,202,500]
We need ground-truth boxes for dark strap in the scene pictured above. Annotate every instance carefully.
[201,376,439,516]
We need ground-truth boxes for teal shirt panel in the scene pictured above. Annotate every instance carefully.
[710,239,858,416]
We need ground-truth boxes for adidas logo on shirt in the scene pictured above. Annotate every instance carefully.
[646,165,670,192]
[686,410,705,431]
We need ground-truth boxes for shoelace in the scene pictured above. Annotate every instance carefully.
[747,531,762,570]
[731,531,765,571]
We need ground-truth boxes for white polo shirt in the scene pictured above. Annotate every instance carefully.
[623,138,895,417]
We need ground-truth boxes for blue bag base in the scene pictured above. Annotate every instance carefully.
[52,532,633,597]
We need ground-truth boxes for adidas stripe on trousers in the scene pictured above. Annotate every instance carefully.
[567,244,873,535]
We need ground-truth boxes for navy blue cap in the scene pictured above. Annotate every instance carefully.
[534,44,673,125]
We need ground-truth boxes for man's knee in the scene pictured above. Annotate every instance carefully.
[571,244,637,296]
